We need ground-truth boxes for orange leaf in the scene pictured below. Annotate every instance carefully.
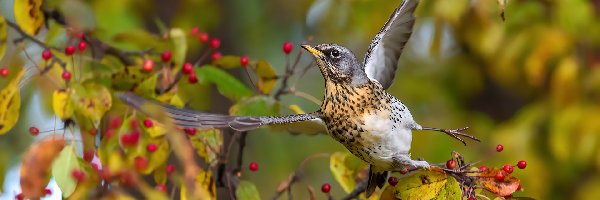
[475,168,520,197]
[20,136,66,198]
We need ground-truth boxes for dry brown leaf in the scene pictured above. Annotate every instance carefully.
[20,136,66,198]
[475,168,520,197]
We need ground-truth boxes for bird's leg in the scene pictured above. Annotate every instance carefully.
[419,126,480,146]
[393,154,430,170]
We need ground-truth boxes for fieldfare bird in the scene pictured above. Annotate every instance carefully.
[117,0,479,197]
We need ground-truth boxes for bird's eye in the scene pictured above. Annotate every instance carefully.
[330,50,340,58]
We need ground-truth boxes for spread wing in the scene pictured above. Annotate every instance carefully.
[363,0,419,89]
[116,92,327,133]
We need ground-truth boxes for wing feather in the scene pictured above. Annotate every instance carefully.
[363,0,419,89]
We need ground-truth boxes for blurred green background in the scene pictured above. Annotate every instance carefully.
[2,0,600,199]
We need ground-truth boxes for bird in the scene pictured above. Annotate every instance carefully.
[117,0,479,197]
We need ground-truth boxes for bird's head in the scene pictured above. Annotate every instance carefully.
[302,44,369,85]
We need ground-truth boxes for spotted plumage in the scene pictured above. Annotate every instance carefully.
[117,0,479,198]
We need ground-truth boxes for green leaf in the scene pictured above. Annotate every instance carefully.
[228,96,279,116]
[213,55,242,69]
[170,28,187,65]
[133,74,158,98]
[13,0,45,35]
[236,180,261,200]
[143,137,170,174]
[111,30,168,50]
[329,152,356,193]
[195,66,253,102]
[254,59,277,94]
[111,66,153,91]
[51,145,81,198]
[392,170,461,199]
[190,129,222,164]
[0,16,7,59]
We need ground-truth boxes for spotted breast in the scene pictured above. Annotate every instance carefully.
[321,80,420,170]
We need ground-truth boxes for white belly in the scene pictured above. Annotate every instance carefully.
[358,110,414,168]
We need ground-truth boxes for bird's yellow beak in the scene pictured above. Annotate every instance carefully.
[301,45,324,57]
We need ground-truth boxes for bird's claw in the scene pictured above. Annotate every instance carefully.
[442,127,480,146]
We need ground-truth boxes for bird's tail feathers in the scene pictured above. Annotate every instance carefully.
[116,92,262,130]
[366,166,389,197]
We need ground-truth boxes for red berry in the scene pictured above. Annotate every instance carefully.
[211,52,221,61]
[78,41,87,52]
[209,38,221,49]
[90,128,98,136]
[119,171,136,186]
[99,169,111,181]
[494,171,505,181]
[71,169,86,182]
[387,176,398,186]
[502,164,514,174]
[147,143,158,152]
[29,126,39,136]
[182,63,193,74]
[91,163,99,171]
[399,168,408,174]
[134,156,149,171]
[248,161,259,171]
[240,56,249,66]
[479,165,489,171]
[104,129,115,138]
[74,31,84,39]
[129,118,139,129]
[45,188,52,195]
[110,117,123,129]
[191,27,200,35]
[321,183,331,193]
[184,128,197,136]
[446,159,457,169]
[42,49,52,60]
[282,41,293,54]
[142,59,154,72]
[15,193,24,200]
[517,160,527,169]
[0,67,8,77]
[83,150,94,162]
[198,33,209,43]
[161,51,172,62]
[467,197,475,200]
[62,71,72,81]
[188,73,198,84]
[65,45,76,55]
[156,184,167,192]
[143,119,154,128]
[120,131,141,146]
[166,164,175,175]
[496,144,504,152]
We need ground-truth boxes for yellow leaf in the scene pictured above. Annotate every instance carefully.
[53,89,75,120]
[72,83,112,126]
[254,59,277,94]
[0,16,7,59]
[180,168,215,200]
[190,129,222,164]
[392,170,460,199]
[0,69,26,135]
[330,152,356,193]
[13,0,45,35]
[288,104,305,114]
